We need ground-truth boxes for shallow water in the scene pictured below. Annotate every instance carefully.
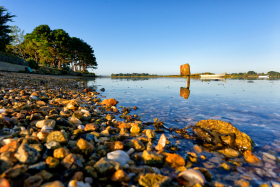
[87,77,280,185]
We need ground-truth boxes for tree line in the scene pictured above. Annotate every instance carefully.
[0,6,97,72]
[231,71,280,77]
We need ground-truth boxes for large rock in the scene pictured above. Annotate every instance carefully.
[101,98,118,106]
[193,120,254,151]
[142,150,164,165]
[139,173,171,187]
[14,143,40,164]
[107,150,130,166]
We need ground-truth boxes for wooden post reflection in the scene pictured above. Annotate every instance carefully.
[180,75,190,99]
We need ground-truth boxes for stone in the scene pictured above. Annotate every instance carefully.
[46,156,59,169]
[194,119,254,151]
[163,153,185,168]
[1,164,28,178]
[243,150,262,166]
[145,129,156,139]
[94,157,119,176]
[41,181,65,187]
[14,143,40,164]
[0,178,10,187]
[127,139,145,151]
[0,151,17,163]
[46,131,67,144]
[0,159,13,174]
[193,145,202,154]
[113,141,124,150]
[234,179,250,187]
[71,171,84,181]
[84,124,99,131]
[68,117,82,126]
[0,141,19,153]
[218,148,240,158]
[24,175,43,187]
[139,173,171,187]
[155,134,167,151]
[37,131,49,141]
[101,98,118,106]
[111,169,130,182]
[178,169,206,186]
[68,180,91,187]
[28,161,47,170]
[53,147,70,159]
[29,144,44,153]
[130,123,141,134]
[142,150,164,165]
[220,162,232,170]
[45,141,61,149]
[61,153,83,169]
[77,139,94,156]
[36,119,56,128]
[107,150,130,166]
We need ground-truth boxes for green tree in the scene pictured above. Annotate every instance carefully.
[247,71,257,75]
[0,6,15,52]
[6,25,26,58]
[49,29,70,69]
[24,25,51,63]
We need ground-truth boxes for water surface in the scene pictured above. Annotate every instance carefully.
[87,77,280,185]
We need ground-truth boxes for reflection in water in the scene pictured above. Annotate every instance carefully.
[200,78,226,82]
[180,76,190,99]
[111,77,157,81]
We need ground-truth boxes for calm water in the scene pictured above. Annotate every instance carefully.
[87,77,280,185]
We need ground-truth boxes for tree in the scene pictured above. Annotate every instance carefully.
[6,25,26,58]
[49,29,70,69]
[0,6,15,52]
[247,71,257,75]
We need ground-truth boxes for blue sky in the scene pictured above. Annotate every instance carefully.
[1,0,279,75]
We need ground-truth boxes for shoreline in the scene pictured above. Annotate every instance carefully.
[0,73,278,187]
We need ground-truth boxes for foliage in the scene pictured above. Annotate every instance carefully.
[5,24,97,73]
[247,71,257,75]
[0,6,15,52]
[6,25,26,58]
[267,71,280,77]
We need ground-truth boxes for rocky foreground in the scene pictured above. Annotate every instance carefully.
[0,72,279,187]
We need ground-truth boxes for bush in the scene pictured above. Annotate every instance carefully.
[27,59,39,69]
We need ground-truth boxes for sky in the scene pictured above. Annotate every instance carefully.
[1,0,280,75]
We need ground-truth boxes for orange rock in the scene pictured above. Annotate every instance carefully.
[101,98,118,106]
[0,141,19,153]
[117,122,131,129]
[155,134,167,151]
[243,150,262,164]
[114,141,124,150]
[0,178,10,187]
[111,170,129,182]
[164,153,185,168]
[84,124,99,131]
